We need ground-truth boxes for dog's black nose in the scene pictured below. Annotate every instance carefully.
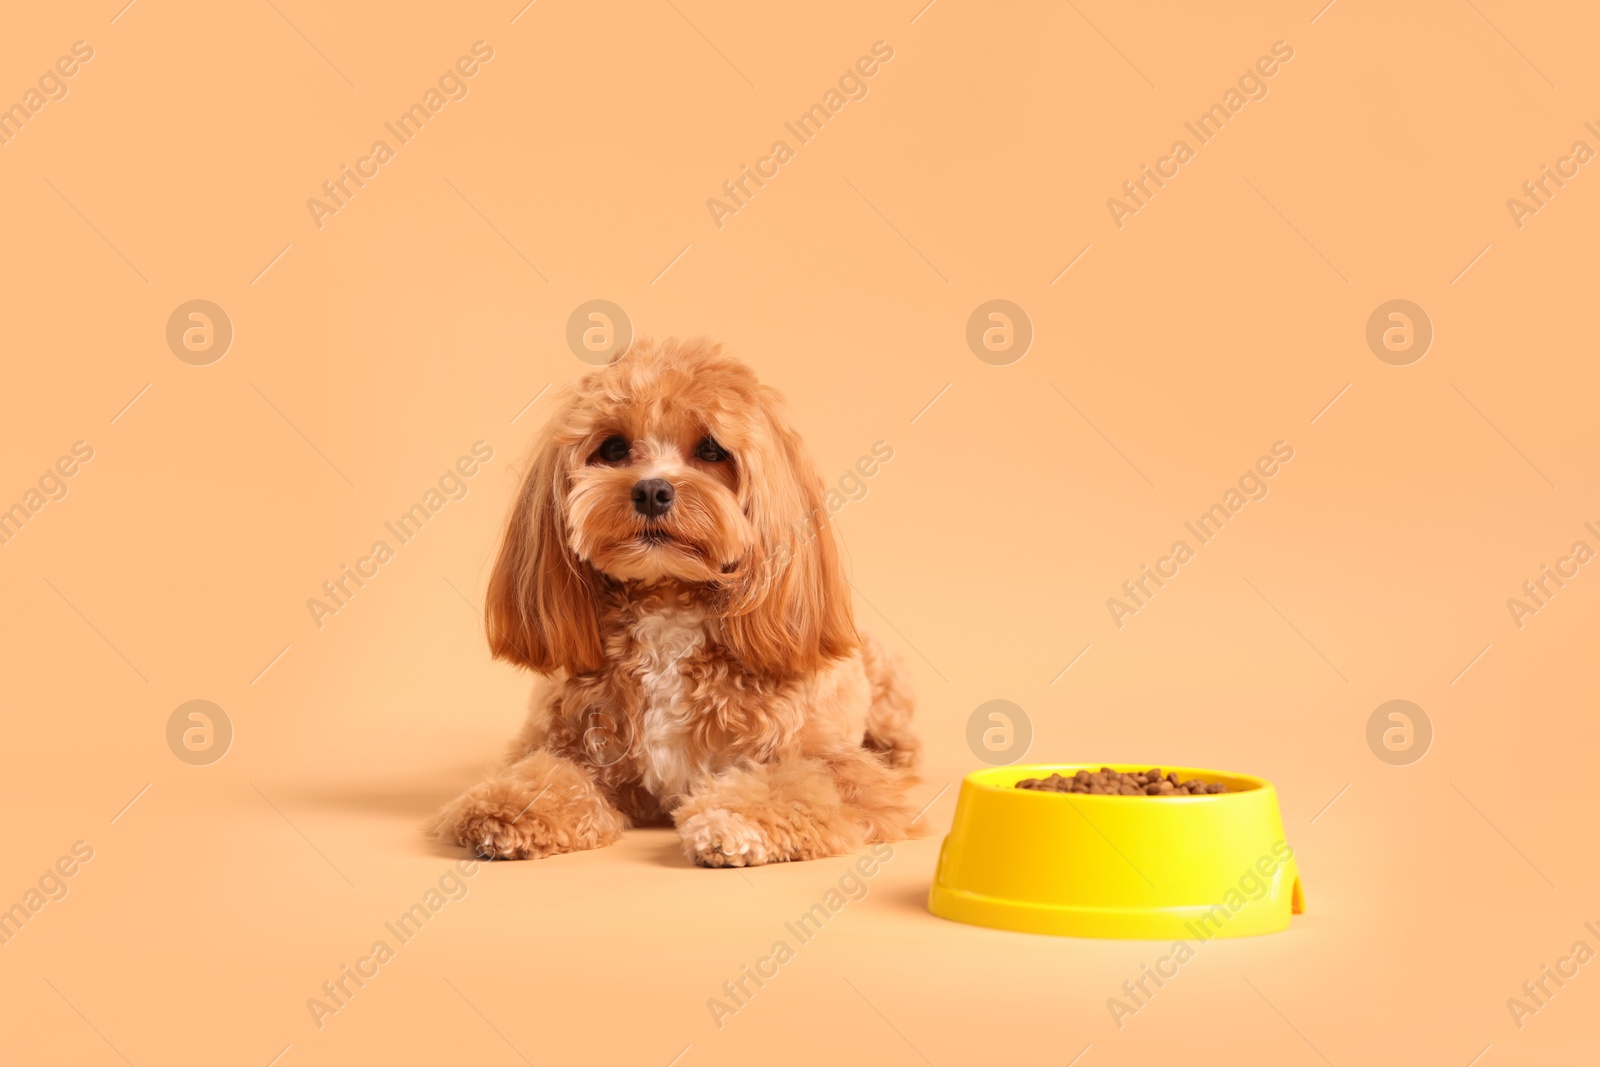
[632,478,675,517]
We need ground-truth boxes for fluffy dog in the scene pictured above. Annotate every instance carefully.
[432,339,920,867]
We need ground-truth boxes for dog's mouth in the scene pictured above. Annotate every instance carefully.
[607,527,745,583]
[633,526,702,557]
[631,528,741,571]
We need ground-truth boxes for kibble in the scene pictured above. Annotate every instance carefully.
[1015,767,1227,796]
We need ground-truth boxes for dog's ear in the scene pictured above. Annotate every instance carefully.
[486,428,604,674]
[721,389,858,676]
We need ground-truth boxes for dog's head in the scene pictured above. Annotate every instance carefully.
[487,338,857,677]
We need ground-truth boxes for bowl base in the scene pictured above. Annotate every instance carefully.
[929,875,1303,940]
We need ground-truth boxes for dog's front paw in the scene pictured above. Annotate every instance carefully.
[434,780,559,860]
[679,808,772,868]
[431,766,623,861]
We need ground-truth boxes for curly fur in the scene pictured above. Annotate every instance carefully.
[430,339,920,866]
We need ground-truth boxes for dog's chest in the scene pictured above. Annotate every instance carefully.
[627,605,711,798]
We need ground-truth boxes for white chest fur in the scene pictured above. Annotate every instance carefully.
[631,604,709,799]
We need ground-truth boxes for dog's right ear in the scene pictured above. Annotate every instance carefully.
[486,429,604,674]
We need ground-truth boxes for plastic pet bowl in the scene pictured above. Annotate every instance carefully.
[928,764,1305,939]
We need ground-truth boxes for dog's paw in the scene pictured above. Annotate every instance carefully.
[457,811,555,862]
[434,778,614,861]
[679,808,772,868]
[435,783,558,861]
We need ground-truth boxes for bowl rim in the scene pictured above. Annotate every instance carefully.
[964,763,1273,798]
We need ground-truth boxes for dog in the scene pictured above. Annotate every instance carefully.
[431,338,920,867]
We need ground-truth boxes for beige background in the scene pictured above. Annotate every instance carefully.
[2,1,1598,1064]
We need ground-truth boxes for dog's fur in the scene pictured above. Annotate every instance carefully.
[431,339,920,866]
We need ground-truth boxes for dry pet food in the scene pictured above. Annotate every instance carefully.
[1015,767,1228,796]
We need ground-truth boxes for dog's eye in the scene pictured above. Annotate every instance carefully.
[695,437,729,462]
[596,436,630,463]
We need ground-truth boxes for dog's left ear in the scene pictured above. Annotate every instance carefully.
[721,389,858,676]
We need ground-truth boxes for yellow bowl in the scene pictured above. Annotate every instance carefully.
[927,764,1305,939]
